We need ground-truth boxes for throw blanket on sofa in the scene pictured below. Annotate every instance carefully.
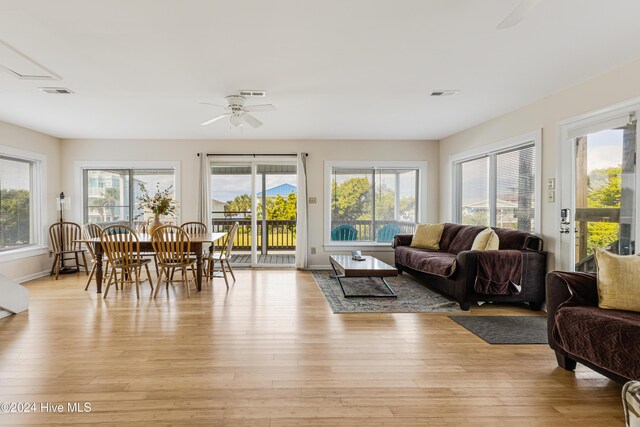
[474,250,523,295]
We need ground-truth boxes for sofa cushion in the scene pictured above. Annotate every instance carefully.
[410,223,445,250]
[595,248,640,313]
[553,305,640,381]
[448,225,485,254]
[439,223,465,252]
[493,227,541,250]
[471,227,499,251]
[395,246,457,277]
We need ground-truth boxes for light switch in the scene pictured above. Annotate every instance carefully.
[547,178,556,191]
[547,190,555,203]
[308,196,317,204]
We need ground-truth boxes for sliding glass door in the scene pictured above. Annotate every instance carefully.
[255,164,297,266]
[210,159,297,267]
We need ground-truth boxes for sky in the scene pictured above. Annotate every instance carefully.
[586,128,624,172]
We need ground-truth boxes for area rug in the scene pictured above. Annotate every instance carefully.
[448,315,548,344]
[311,270,461,313]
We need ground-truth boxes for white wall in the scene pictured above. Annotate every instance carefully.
[0,121,61,281]
[61,139,439,266]
[440,57,640,270]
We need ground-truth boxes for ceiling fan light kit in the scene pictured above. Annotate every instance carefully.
[200,94,276,129]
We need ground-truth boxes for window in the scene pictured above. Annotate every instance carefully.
[326,162,423,244]
[0,156,35,251]
[83,168,176,228]
[454,138,538,232]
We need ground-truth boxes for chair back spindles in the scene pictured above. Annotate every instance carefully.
[152,226,191,265]
[224,222,239,258]
[180,221,207,235]
[100,225,140,267]
[82,223,103,260]
[49,222,82,253]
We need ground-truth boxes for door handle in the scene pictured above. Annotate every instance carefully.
[560,208,571,234]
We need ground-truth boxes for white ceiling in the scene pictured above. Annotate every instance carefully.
[0,0,640,140]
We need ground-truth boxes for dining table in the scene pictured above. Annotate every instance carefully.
[81,232,227,293]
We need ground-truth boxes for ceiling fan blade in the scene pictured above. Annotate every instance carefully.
[200,102,227,109]
[243,104,276,113]
[200,113,230,126]
[497,0,542,30]
[242,113,263,128]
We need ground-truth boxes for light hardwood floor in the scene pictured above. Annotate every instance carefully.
[0,270,625,426]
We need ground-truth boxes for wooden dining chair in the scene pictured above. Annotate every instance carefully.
[82,222,111,291]
[205,221,239,288]
[180,221,207,235]
[100,224,154,299]
[180,220,212,263]
[152,225,197,298]
[49,222,89,280]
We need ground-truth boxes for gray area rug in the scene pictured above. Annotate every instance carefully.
[311,270,461,313]
[449,315,548,344]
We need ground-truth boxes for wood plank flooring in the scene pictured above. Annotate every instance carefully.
[0,270,625,426]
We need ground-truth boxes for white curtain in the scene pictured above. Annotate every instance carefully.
[198,153,212,230]
[296,153,309,269]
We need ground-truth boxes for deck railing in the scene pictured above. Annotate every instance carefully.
[330,220,416,241]
[211,218,296,251]
[94,218,414,251]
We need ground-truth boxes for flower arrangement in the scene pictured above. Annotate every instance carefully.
[135,182,177,218]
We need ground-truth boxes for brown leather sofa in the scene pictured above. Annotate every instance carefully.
[392,223,547,310]
[546,271,640,383]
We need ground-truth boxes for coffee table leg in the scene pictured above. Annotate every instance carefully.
[378,277,397,297]
[330,263,397,298]
[330,260,350,298]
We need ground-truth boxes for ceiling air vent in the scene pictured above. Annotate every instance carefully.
[38,87,74,94]
[430,90,460,97]
[238,90,266,97]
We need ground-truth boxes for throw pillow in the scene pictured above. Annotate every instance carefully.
[471,227,500,251]
[594,248,640,312]
[410,223,445,250]
[623,381,640,427]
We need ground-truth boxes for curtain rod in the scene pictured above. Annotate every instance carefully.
[197,153,307,157]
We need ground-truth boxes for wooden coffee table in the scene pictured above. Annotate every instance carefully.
[329,255,398,298]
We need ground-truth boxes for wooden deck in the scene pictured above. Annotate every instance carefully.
[230,254,295,265]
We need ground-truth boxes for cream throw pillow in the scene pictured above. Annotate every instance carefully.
[410,223,445,250]
[471,227,499,251]
[594,248,640,312]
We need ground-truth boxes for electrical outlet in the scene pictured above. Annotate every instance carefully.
[547,190,555,203]
[310,247,316,254]
[308,197,317,204]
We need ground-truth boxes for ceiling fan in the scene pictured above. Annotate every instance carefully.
[200,95,276,128]
[497,0,542,30]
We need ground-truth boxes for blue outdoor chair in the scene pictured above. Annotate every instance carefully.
[376,224,401,243]
[331,224,358,241]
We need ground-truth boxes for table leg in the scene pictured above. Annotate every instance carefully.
[195,242,203,292]
[95,243,103,294]
[330,260,349,298]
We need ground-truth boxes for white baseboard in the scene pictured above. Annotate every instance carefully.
[0,309,11,319]
[16,270,50,284]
